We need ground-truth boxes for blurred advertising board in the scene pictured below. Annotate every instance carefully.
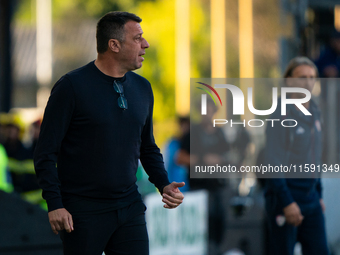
[145,190,208,255]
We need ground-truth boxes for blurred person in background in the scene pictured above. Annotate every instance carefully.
[2,114,38,193]
[27,119,41,158]
[34,11,184,255]
[315,30,340,78]
[177,99,230,255]
[163,116,190,192]
[264,57,328,255]
[314,30,340,106]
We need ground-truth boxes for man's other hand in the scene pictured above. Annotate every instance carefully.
[48,208,74,235]
[162,182,185,209]
[283,202,304,226]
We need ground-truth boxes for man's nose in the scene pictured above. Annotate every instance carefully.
[142,38,150,49]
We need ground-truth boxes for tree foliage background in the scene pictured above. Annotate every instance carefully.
[13,0,286,146]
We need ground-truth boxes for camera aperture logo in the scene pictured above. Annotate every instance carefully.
[196,82,313,128]
[196,82,223,107]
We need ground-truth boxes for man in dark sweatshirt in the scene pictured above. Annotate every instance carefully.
[34,11,184,255]
[264,57,328,255]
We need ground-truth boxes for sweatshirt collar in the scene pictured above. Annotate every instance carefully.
[90,60,127,83]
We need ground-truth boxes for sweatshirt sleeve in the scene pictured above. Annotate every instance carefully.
[264,111,294,208]
[34,76,75,212]
[139,88,170,194]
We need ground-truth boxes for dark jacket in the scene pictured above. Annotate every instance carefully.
[34,61,170,212]
[264,98,322,209]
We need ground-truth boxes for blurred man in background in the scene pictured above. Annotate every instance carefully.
[264,57,328,255]
[2,115,38,193]
[164,116,190,192]
[177,99,230,255]
[0,113,44,206]
[315,30,340,78]
[27,119,41,157]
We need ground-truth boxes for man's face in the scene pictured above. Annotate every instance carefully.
[287,65,316,96]
[118,21,150,71]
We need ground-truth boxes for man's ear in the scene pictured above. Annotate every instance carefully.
[108,39,121,53]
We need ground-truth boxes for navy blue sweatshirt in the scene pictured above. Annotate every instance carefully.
[264,99,322,209]
[34,61,170,212]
